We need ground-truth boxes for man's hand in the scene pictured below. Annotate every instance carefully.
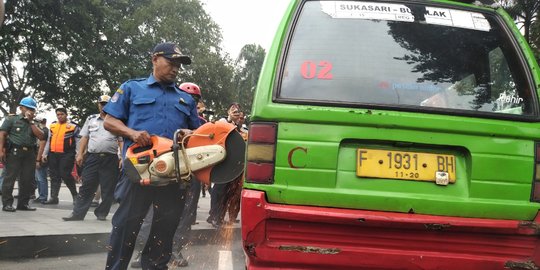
[76,153,84,167]
[24,110,35,121]
[129,130,151,146]
[176,129,193,142]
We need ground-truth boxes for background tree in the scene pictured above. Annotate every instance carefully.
[0,0,237,124]
[231,44,266,115]
[0,1,71,117]
[532,18,540,61]
[496,0,539,61]
[498,0,539,44]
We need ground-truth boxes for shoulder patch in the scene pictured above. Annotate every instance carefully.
[111,92,120,103]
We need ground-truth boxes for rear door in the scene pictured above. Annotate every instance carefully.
[248,0,540,220]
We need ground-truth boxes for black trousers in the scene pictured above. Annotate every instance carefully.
[105,178,187,270]
[137,176,202,253]
[208,182,228,223]
[2,146,36,207]
[48,152,78,198]
[72,153,119,218]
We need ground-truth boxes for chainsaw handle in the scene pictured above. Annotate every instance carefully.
[173,129,183,182]
[129,130,152,147]
[125,136,173,165]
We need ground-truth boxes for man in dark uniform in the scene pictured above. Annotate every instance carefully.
[103,42,200,270]
[0,97,45,212]
[130,82,204,268]
[62,95,121,221]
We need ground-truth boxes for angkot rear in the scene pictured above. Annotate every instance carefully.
[242,1,540,269]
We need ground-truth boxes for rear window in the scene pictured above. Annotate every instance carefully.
[278,1,537,117]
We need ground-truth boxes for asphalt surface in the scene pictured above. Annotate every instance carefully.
[0,182,240,259]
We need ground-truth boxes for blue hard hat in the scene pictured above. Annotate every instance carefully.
[19,96,37,110]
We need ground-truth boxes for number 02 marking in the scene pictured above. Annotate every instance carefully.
[300,61,333,80]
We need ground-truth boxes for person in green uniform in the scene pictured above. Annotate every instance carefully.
[0,97,45,212]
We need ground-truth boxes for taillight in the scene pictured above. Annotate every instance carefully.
[245,122,277,184]
[531,143,540,202]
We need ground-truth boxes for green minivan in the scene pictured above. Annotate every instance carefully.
[242,0,540,269]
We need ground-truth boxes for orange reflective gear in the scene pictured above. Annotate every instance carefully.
[49,122,78,153]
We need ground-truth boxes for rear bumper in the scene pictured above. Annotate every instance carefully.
[241,189,540,270]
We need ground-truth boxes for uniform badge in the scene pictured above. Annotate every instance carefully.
[111,92,120,103]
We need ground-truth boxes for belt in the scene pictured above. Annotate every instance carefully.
[11,144,35,151]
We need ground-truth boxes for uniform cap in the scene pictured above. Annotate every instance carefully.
[98,95,111,103]
[152,42,191,65]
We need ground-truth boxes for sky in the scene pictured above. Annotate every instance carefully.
[200,0,291,58]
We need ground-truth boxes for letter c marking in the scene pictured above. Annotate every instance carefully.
[288,147,308,169]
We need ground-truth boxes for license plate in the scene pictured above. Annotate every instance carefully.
[356,149,456,183]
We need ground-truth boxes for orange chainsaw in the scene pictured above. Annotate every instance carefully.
[123,121,246,186]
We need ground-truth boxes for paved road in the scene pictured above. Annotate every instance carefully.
[0,182,241,261]
[0,229,245,270]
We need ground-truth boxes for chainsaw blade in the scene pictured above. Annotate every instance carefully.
[208,130,245,184]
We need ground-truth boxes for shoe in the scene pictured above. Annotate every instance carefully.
[62,214,84,221]
[96,215,107,221]
[211,220,222,229]
[33,198,46,203]
[2,205,16,212]
[90,201,99,207]
[42,198,59,205]
[16,205,37,211]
